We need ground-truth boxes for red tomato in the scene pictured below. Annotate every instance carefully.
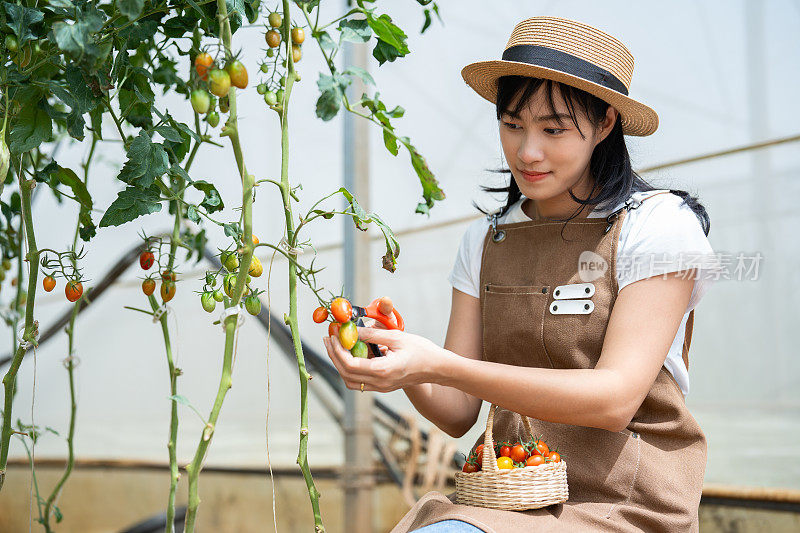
[195,52,213,80]
[161,281,176,302]
[330,297,352,323]
[65,280,83,302]
[546,451,561,463]
[140,251,154,270]
[142,278,156,296]
[510,444,528,463]
[42,275,56,292]
[526,455,545,467]
[312,307,329,323]
[328,322,340,337]
[462,462,478,473]
[534,440,549,457]
[499,445,511,458]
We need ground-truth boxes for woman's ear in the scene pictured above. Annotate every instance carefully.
[595,106,619,145]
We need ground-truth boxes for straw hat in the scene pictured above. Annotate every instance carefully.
[461,16,658,136]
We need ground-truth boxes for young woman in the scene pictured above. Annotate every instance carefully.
[322,16,716,533]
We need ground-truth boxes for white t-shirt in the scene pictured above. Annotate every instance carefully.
[448,190,718,395]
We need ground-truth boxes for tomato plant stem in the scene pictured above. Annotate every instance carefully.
[278,2,325,531]
[182,0,254,529]
[0,167,41,492]
[41,133,95,529]
[41,301,79,532]
[149,294,181,533]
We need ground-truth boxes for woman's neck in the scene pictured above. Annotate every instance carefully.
[521,195,594,221]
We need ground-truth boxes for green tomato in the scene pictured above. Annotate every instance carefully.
[213,289,224,302]
[208,68,231,98]
[223,273,237,297]
[2,259,11,270]
[266,48,275,58]
[221,250,239,272]
[244,295,261,316]
[278,76,286,87]
[206,111,220,127]
[190,90,211,114]
[268,12,282,28]
[257,83,267,95]
[263,91,277,106]
[5,35,19,53]
[219,96,230,113]
[276,89,284,102]
[260,63,269,74]
[201,292,217,313]
[351,340,369,359]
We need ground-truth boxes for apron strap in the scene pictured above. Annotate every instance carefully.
[682,309,695,371]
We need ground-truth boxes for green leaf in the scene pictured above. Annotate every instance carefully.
[117,0,144,20]
[54,506,63,523]
[405,142,445,215]
[363,11,409,65]
[154,125,182,143]
[186,204,200,223]
[8,95,52,154]
[372,38,403,65]
[383,129,399,156]
[335,187,400,272]
[338,18,371,43]
[169,394,207,425]
[192,180,224,213]
[99,185,162,227]
[344,66,375,87]
[52,7,105,60]
[315,73,351,121]
[223,223,241,239]
[4,3,43,45]
[117,131,169,188]
[50,163,96,239]
[318,31,336,54]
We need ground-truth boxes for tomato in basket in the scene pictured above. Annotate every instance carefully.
[526,454,545,467]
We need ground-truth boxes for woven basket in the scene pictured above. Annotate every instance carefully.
[454,404,568,510]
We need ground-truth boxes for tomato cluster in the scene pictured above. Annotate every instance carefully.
[198,235,263,316]
[190,51,249,128]
[314,296,393,359]
[461,437,562,473]
[258,13,306,113]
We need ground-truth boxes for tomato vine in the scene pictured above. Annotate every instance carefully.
[0,0,443,530]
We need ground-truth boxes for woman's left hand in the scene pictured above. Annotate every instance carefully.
[322,326,446,393]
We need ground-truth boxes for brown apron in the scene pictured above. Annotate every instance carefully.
[390,192,706,532]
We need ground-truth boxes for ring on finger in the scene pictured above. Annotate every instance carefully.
[360,382,365,392]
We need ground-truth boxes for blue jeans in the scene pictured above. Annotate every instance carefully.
[411,520,485,532]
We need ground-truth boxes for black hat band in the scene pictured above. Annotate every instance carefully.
[501,44,629,96]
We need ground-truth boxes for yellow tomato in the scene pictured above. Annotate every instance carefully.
[249,256,263,277]
[497,456,514,470]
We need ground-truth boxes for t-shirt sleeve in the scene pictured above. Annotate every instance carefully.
[617,193,720,312]
[447,218,488,299]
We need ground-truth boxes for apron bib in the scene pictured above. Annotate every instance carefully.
[391,192,706,533]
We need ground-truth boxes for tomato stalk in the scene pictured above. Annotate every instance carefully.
[0,155,42,492]
[41,134,96,530]
[158,155,187,533]
[182,0,255,529]
[274,1,326,531]
[40,300,79,532]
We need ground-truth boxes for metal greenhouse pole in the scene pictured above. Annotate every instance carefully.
[343,3,375,530]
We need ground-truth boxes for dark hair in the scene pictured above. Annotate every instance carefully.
[474,76,710,236]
